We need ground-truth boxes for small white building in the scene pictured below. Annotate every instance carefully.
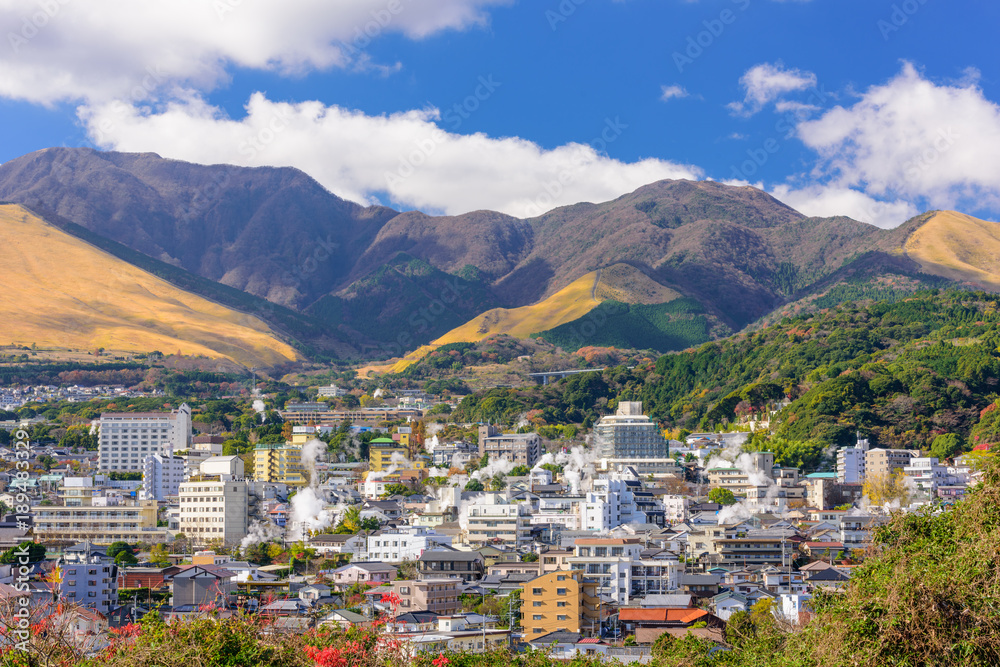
[365,526,453,562]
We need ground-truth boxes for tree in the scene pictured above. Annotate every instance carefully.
[863,470,911,506]
[148,543,170,567]
[931,433,964,461]
[0,541,44,564]
[464,479,485,492]
[488,474,507,492]
[115,550,138,566]
[509,465,530,477]
[709,487,737,506]
[107,541,134,560]
[381,483,412,498]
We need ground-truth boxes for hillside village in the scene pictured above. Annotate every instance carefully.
[0,383,982,662]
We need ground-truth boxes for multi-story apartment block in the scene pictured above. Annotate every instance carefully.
[390,578,460,615]
[477,426,541,468]
[365,526,452,562]
[142,453,186,501]
[34,500,163,543]
[178,475,249,546]
[866,447,919,480]
[903,457,952,494]
[465,495,531,548]
[369,438,411,472]
[713,533,792,568]
[582,478,651,531]
[254,442,308,486]
[97,404,192,472]
[59,558,118,612]
[836,437,868,483]
[592,402,669,460]
[431,441,479,469]
[630,552,681,598]
[567,537,644,605]
[520,570,601,638]
[540,548,574,573]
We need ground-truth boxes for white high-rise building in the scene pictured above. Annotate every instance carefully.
[593,402,670,460]
[178,475,249,547]
[98,403,191,472]
[837,437,868,484]
[142,453,186,501]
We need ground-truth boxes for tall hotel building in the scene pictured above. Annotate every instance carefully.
[97,403,192,472]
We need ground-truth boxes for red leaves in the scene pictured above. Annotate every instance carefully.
[305,645,348,667]
[432,652,450,667]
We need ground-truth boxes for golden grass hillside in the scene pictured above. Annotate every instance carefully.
[370,264,681,374]
[904,210,1000,288]
[0,205,300,367]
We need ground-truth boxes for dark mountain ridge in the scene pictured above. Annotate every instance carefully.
[0,147,962,358]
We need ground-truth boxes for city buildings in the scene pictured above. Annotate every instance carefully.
[254,442,308,486]
[142,453,186,501]
[178,459,249,546]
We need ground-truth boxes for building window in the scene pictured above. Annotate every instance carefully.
[532,601,542,607]
[532,588,542,595]
[557,589,566,596]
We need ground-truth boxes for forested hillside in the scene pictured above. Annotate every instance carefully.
[452,290,1000,464]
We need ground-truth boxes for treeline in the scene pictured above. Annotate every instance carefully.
[455,290,1000,453]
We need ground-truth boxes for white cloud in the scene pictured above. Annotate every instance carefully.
[82,94,703,218]
[728,62,817,117]
[0,0,509,105]
[660,85,689,102]
[797,62,1000,212]
[769,184,918,229]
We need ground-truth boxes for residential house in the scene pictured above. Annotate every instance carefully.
[169,565,236,607]
[389,578,460,615]
[330,562,398,590]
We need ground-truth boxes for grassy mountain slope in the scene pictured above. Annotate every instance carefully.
[0,205,300,367]
[904,210,1000,288]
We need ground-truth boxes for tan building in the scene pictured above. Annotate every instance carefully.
[520,570,601,639]
[540,548,573,573]
[178,477,249,546]
[866,448,918,479]
[33,500,166,543]
[390,578,460,615]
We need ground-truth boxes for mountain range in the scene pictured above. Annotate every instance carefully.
[0,147,996,368]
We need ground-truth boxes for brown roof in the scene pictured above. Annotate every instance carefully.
[619,608,707,624]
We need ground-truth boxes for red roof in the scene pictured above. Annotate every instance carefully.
[577,638,604,644]
[619,608,707,624]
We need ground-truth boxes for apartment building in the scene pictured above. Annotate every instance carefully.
[97,403,192,472]
[369,438,411,472]
[465,495,532,548]
[836,438,868,484]
[34,500,163,543]
[365,526,452,562]
[866,448,918,480]
[592,402,669,460]
[478,425,541,467]
[567,537,644,605]
[142,453,186,501]
[254,442,308,486]
[520,570,601,638]
[540,548,574,573]
[178,475,249,546]
[60,558,118,612]
[390,578,460,615]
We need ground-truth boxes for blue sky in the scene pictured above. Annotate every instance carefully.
[1,0,998,227]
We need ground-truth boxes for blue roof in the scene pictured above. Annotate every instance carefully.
[806,472,838,479]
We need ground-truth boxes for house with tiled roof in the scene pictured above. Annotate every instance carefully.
[618,606,724,644]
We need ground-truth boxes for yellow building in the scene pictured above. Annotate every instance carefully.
[520,570,601,639]
[369,437,412,472]
[254,442,308,486]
